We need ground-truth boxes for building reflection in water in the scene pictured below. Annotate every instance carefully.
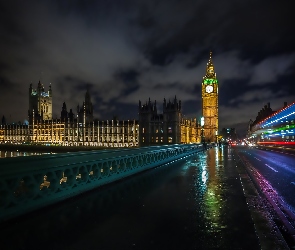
[183,147,227,237]
[200,147,226,235]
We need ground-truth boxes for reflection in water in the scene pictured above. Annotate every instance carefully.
[0,151,53,158]
[202,168,207,184]
[216,145,224,165]
[184,148,226,237]
[202,147,226,237]
[182,147,230,248]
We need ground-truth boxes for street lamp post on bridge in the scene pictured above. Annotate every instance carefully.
[201,116,204,142]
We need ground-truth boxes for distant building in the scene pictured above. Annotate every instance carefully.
[138,97,200,146]
[248,102,295,146]
[220,128,237,141]
[60,102,74,122]
[28,81,52,122]
[0,117,139,148]
[77,89,93,123]
[251,103,274,127]
[202,52,219,143]
[3,52,222,148]
[247,102,289,137]
[0,87,139,147]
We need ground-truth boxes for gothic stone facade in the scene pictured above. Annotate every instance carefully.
[138,97,200,146]
[28,81,52,122]
[202,52,219,143]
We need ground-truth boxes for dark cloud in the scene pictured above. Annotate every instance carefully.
[0,0,294,136]
[114,69,140,96]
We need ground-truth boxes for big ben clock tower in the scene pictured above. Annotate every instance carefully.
[202,52,218,143]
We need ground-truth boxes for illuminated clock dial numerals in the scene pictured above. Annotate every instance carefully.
[205,85,213,93]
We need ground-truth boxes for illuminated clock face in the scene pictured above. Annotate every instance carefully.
[205,85,213,93]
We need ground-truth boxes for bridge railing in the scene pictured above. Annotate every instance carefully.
[0,144,204,222]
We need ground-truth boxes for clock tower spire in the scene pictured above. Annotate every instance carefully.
[201,51,219,143]
[206,51,216,77]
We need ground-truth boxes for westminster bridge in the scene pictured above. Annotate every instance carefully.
[0,144,203,222]
[1,143,295,249]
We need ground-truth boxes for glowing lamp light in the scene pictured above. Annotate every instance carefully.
[201,117,204,127]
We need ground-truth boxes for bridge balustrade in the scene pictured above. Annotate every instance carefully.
[0,144,203,222]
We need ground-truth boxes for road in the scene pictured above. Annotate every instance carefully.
[235,146,295,213]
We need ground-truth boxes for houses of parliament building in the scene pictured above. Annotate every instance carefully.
[0,53,219,147]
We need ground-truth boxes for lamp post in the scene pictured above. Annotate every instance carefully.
[201,116,204,143]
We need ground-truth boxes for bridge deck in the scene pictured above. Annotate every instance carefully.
[0,145,193,174]
[1,146,284,250]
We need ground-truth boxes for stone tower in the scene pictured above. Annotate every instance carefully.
[201,52,218,143]
[77,89,93,123]
[163,96,182,144]
[61,102,75,122]
[138,97,181,146]
[28,81,52,122]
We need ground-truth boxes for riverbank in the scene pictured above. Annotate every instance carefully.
[0,144,123,153]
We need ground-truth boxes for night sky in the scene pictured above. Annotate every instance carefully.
[0,0,294,137]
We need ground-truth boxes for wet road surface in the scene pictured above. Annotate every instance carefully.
[1,146,260,250]
[236,146,295,213]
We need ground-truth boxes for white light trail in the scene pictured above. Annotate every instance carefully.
[265,164,278,173]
